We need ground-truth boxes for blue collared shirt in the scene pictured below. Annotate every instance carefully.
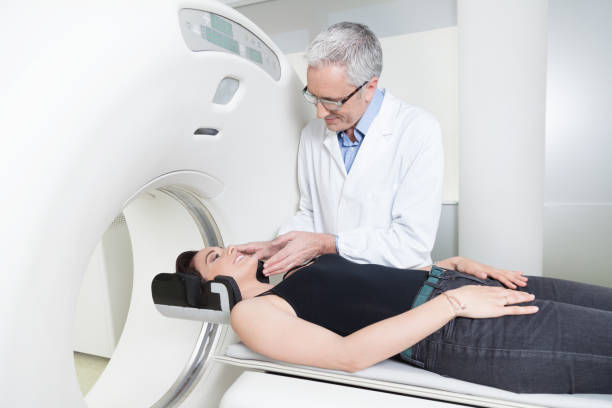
[337,88,385,173]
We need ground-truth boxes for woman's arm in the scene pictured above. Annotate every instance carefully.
[230,287,537,373]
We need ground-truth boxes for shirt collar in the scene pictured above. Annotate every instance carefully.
[337,88,385,145]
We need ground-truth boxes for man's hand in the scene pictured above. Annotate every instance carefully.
[234,240,285,261]
[437,257,528,289]
[262,231,336,276]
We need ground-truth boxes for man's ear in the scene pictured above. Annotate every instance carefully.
[365,77,378,101]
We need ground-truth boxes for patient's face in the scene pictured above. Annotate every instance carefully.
[191,246,257,282]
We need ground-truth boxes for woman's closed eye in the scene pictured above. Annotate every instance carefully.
[207,252,220,264]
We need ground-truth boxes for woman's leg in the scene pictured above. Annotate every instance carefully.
[517,275,612,312]
[423,297,612,393]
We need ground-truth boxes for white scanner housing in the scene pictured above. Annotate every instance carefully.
[0,1,310,406]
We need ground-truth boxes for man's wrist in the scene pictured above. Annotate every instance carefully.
[319,233,337,255]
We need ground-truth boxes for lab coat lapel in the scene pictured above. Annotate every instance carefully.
[322,128,347,176]
[346,95,394,178]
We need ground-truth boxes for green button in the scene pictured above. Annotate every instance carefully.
[246,47,263,64]
[211,14,233,37]
[206,26,239,54]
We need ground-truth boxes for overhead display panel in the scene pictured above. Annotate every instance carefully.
[179,8,281,81]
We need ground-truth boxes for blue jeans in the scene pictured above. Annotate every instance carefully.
[402,269,612,393]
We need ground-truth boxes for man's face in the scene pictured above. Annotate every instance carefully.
[306,64,375,132]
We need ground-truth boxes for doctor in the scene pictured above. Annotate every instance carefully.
[238,22,444,275]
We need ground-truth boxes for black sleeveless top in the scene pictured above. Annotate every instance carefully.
[258,254,428,337]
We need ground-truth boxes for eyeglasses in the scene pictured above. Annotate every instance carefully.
[302,81,368,111]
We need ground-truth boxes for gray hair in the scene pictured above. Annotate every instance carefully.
[306,22,383,86]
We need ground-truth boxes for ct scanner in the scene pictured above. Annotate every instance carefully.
[2,1,612,408]
[1,1,307,406]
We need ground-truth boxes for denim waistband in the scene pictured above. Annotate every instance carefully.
[400,265,448,362]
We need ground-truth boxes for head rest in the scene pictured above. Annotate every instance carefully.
[152,259,268,313]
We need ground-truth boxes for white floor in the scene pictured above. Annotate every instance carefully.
[74,352,109,395]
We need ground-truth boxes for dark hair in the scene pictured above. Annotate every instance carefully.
[176,250,204,282]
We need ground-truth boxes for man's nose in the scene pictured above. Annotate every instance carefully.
[315,102,329,118]
[225,246,236,255]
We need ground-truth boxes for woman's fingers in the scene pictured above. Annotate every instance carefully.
[495,289,538,317]
[491,269,528,288]
[498,276,517,289]
[509,271,528,286]
[456,258,529,289]
[504,305,539,315]
[492,273,517,289]
[510,277,527,287]
[503,289,535,305]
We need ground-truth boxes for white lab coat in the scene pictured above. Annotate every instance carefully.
[279,91,444,268]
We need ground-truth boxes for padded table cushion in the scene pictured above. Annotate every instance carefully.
[218,343,612,408]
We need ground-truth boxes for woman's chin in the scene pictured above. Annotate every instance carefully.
[234,256,259,278]
[248,256,260,271]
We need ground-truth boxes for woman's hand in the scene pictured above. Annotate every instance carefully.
[445,285,538,318]
[437,257,528,289]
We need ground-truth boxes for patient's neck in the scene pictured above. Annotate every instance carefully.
[239,279,274,300]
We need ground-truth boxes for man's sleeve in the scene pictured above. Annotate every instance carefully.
[337,118,444,268]
[278,132,316,234]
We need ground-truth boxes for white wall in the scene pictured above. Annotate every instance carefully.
[544,0,612,286]
[458,0,548,275]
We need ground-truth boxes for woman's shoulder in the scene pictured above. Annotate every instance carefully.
[234,293,297,318]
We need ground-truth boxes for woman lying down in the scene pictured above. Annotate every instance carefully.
[176,246,612,394]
